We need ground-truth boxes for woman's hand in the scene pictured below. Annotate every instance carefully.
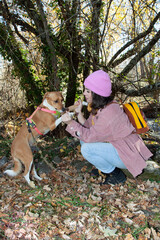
[74,100,86,125]
[61,112,72,124]
[74,99,83,114]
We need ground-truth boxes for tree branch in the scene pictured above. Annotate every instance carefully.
[109,47,138,68]
[16,0,47,41]
[107,12,160,68]
[36,0,59,89]
[118,29,160,78]
[121,82,160,96]
[0,1,38,36]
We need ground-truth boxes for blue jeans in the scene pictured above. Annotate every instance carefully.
[80,141,127,173]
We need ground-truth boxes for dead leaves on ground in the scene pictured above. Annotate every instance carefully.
[0,145,160,239]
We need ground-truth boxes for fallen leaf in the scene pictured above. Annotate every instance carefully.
[124,233,134,240]
[43,185,51,191]
[99,226,117,237]
[151,227,159,240]
[124,217,134,225]
[5,228,14,238]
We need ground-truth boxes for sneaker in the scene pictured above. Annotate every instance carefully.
[91,169,106,177]
[101,168,127,185]
[91,169,100,176]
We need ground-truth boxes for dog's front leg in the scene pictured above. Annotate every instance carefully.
[55,117,62,127]
[49,117,62,131]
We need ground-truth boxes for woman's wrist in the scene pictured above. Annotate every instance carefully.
[77,112,83,118]
[65,119,73,125]
[77,112,86,125]
[77,111,81,116]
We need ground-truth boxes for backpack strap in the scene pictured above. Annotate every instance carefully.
[108,100,149,134]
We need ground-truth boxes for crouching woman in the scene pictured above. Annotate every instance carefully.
[62,70,153,185]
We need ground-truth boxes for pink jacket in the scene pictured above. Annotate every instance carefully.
[66,102,153,177]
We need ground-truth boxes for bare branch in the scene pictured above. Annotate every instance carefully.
[119,29,160,78]
[107,12,160,68]
[122,82,160,96]
[109,47,138,68]
[0,1,38,36]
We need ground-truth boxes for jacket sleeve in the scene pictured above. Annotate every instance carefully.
[65,103,135,142]
[65,112,114,142]
[83,115,92,128]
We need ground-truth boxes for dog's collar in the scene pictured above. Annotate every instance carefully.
[41,99,61,118]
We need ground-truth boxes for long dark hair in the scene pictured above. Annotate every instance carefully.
[91,92,114,115]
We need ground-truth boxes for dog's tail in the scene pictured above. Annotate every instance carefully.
[4,158,22,177]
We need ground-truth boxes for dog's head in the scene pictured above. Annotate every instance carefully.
[42,92,65,112]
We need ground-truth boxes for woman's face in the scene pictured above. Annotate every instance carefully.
[83,88,92,103]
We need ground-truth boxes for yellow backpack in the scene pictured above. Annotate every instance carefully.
[123,102,149,134]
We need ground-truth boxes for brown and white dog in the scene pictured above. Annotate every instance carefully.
[4,92,65,188]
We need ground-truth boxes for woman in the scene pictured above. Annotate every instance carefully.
[62,70,153,185]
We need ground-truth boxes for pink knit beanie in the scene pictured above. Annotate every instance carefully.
[84,70,112,97]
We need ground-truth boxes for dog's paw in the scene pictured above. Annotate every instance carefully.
[34,175,42,181]
[29,181,36,188]
[33,171,42,180]
[32,166,42,181]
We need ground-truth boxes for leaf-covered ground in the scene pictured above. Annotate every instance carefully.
[0,134,160,240]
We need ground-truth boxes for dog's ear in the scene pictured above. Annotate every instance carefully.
[42,92,49,101]
[58,91,62,97]
[59,91,64,99]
